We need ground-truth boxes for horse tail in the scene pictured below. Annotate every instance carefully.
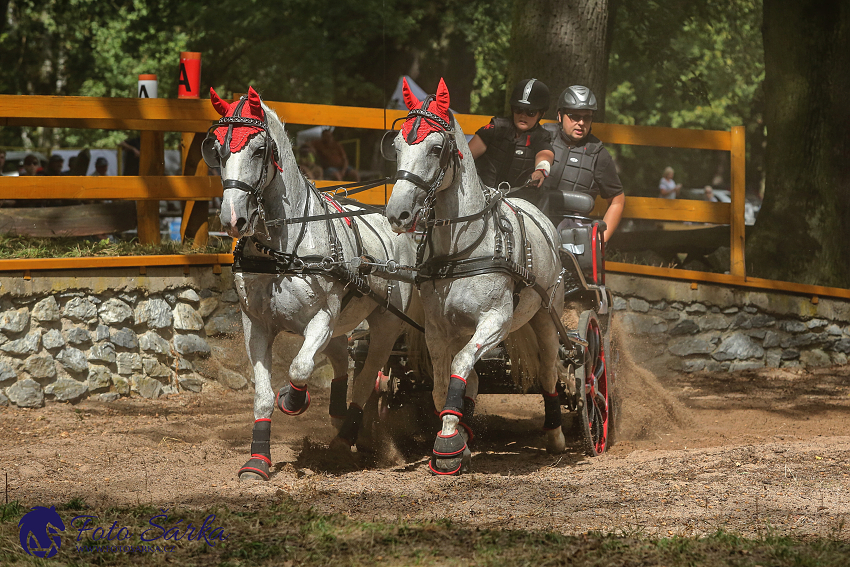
[503,323,542,393]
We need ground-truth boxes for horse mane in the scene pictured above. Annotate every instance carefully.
[448,115,481,192]
[260,102,298,173]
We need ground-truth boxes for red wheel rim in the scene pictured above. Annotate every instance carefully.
[583,315,609,454]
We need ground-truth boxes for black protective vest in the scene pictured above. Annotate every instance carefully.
[477,117,539,188]
[541,123,604,198]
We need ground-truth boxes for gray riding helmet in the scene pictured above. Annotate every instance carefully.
[557,85,598,112]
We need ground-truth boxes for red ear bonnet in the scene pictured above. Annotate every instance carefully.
[210,87,229,116]
[247,86,264,120]
[435,78,450,117]
[402,77,420,110]
[209,86,265,152]
[400,77,453,145]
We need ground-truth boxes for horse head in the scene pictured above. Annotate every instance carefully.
[385,78,465,233]
[206,86,285,238]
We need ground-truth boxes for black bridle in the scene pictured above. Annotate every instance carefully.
[203,96,283,232]
[391,96,460,203]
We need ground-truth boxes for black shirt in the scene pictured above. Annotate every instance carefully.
[474,118,553,187]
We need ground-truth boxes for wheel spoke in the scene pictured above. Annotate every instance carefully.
[593,390,608,411]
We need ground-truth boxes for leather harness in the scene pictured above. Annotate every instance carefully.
[206,103,424,333]
[394,103,587,348]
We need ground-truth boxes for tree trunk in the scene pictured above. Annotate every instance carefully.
[506,0,611,121]
[747,1,850,286]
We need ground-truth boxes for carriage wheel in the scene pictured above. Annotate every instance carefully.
[575,310,610,456]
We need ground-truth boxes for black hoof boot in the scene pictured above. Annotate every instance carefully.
[429,431,471,476]
[276,382,311,415]
[238,456,270,480]
[239,419,271,480]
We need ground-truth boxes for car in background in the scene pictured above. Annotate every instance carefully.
[680,187,760,225]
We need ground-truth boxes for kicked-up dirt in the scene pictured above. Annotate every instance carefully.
[1,323,849,541]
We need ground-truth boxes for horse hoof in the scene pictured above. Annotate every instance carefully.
[545,427,567,455]
[276,383,311,416]
[238,457,270,481]
[428,447,471,476]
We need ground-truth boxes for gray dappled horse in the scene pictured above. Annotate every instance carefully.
[384,79,572,474]
[206,87,419,480]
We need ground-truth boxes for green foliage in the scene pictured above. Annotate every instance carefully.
[0,0,512,158]
[443,1,512,115]
[606,0,764,197]
[0,0,191,149]
[0,501,26,523]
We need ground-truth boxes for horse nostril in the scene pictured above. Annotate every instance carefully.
[235,218,247,233]
[398,211,410,222]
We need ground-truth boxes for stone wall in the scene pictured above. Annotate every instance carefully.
[3,267,848,409]
[0,266,243,408]
[608,274,850,373]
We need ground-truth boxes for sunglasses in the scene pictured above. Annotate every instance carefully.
[512,107,539,118]
[564,112,593,123]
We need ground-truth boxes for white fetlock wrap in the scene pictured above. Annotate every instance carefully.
[535,160,551,177]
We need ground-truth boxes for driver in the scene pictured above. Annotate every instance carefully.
[540,85,624,242]
[467,78,554,191]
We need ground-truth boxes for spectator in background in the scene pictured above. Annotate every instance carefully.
[296,144,323,180]
[311,128,359,182]
[20,154,40,176]
[704,185,719,202]
[90,157,109,176]
[119,136,141,175]
[65,156,77,175]
[40,154,64,176]
[659,166,682,199]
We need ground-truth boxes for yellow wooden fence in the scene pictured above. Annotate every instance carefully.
[1,94,847,300]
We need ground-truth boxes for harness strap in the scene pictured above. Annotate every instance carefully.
[234,243,424,333]
[395,170,432,192]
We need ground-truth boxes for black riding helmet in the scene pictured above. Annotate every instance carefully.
[510,78,549,112]
[557,85,598,113]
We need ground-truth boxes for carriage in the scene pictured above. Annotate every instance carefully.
[206,81,617,480]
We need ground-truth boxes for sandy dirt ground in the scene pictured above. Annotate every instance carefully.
[2,325,849,541]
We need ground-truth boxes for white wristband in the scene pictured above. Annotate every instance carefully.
[535,160,551,177]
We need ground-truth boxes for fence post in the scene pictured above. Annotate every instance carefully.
[177,51,209,247]
[180,132,210,247]
[729,125,746,278]
[136,131,164,244]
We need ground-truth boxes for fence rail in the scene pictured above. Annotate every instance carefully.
[1,95,844,300]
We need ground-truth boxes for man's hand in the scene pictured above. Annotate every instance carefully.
[530,169,546,187]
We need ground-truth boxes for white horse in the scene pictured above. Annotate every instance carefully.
[207,87,419,480]
[384,79,574,475]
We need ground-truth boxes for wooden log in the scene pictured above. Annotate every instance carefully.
[0,202,137,237]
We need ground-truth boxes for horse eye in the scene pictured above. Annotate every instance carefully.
[430,145,443,156]
[253,146,266,157]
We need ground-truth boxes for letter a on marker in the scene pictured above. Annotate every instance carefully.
[177,63,191,93]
